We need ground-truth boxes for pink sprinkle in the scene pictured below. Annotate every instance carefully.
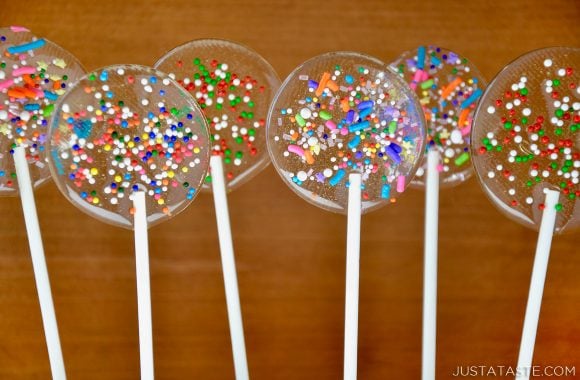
[288,145,305,156]
[0,79,14,90]
[10,26,29,32]
[396,175,406,193]
[460,124,471,136]
[409,82,417,90]
[325,120,337,132]
[413,69,424,83]
[12,66,36,77]
[340,127,348,136]
[421,71,429,81]
[437,164,444,172]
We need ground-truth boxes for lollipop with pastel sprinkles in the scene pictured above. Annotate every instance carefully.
[389,45,486,380]
[154,39,280,380]
[471,47,579,380]
[0,26,85,379]
[48,64,210,379]
[267,51,426,379]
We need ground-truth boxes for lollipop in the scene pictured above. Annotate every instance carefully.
[47,64,210,379]
[155,39,280,379]
[389,45,486,380]
[471,47,579,380]
[0,26,85,379]
[267,52,425,379]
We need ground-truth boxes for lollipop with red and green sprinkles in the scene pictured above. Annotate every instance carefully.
[472,47,579,233]
[471,47,579,377]
[0,26,85,195]
[154,39,280,379]
[390,45,486,187]
[155,39,281,190]
[47,64,211,229]
[266,51,425,378]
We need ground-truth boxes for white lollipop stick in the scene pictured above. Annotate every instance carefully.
[344,173,361,380]
[13,146,66,380]
[133,191,154,380]
[515,189,559,380]
[422,149,440,380]
[210,155,249,380]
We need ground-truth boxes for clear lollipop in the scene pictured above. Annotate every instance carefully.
[0,26,85,379]
[48,64,210,379]
[155,39,279,190]
[267,51,425,378]
[471,47,579,380]
[155,39,280,380]
[389,45,486,380]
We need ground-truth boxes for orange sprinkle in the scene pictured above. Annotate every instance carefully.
[7,88,25,98]
[315,72,331,97]
[440,77,463,100]
[326,80,338,92]
[458,108,470,127]
[52,80,61,90]
[129,207,136,215]
[340,99,350,112]
[304,150,315,164]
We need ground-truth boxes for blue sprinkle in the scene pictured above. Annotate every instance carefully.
[417,46,426,70]
[460,88,483,109]
[329,169,346,186]
[348,135,361,149]
[381,184,391,199]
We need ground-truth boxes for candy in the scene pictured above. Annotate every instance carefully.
[267,52,426,213]
[390,46,485,187]
[0,26,85,195]
[471,47,580,233]
[47,64,211,228]
[154,39,280,190]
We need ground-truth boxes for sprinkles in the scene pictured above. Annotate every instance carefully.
[267,52,426,213]
[47,64,210,229]
[471,47,580,233]
[390,45,485,187]
[155,39,280,190]
[0,26,85,195]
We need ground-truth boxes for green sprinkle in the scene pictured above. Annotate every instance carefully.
[555,203,563,211]
[295,114,306,127]
[43,104,54,117]
[420,79,434,89]
[319,110,332,120]
[454,152,470,166]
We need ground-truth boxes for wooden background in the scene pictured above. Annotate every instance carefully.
[0,0,579,378]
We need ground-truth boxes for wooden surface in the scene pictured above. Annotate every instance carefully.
[1,1,579,378]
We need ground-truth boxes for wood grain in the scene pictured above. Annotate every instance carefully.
[0,0,579,378]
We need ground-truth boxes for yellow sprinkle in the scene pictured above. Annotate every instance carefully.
[114,175,122,182]
[128,141,135,148]
[92,197,99,204]
[157,199,165,205]
[167,171,174,178]
[95,110,102,116]
[52,58,67,69]
[104,144,111,151]
[193,147,200,154]
[90,168,98,175]
[181,167,189,173]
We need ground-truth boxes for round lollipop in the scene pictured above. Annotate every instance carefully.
[0,26,85,379]
[47,64,211,379]
[389,45,486,380]
[155,39,280,380]
[267,52,426,379]
[471,47,579,380]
